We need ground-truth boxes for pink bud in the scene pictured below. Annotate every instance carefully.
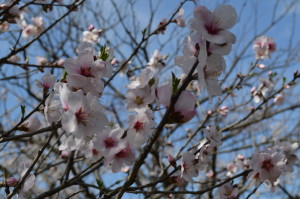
[88,24,94,31]
[60,151,69,159]
[274,94,284,105]
[256,64,265,69]
[168,155,177,168]
[6,177,18,187]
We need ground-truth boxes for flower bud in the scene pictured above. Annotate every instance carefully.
[6,177,18,187]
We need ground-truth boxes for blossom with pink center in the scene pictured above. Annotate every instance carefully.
[104,141,135,173]
[61,90,109,139]
[155,84,196,123]
[180,152,200,182]
[217,182,238,199]
[176,8,186,27]
[126,86,154,113]
[198,54,226,100]
[64,51,107,95]
[249,149,285,183]
[35,73,55,91]
[93,126,123,157]
[19,117,41,133]
[189,5,237,44]
[253,36,276,59]
[126,111,156,147]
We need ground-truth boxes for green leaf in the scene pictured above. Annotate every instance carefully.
[141,28,147,35]
[20,105,26,119]
[171,72,180,94]
[282,76,286,84]
[99,45,110,61]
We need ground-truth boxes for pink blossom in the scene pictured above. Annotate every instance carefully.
[155,85,196,123]
[249,149,285,183]
[61,90,109,139]
[189,5,237,44]
[180,152,199,182]
[6,177,18,187]
[93,126,123,157]
[126,111,156,147]
[253,36,276,59]
[126,86,154,112]
[274,94,284,105]
[19,117,41,133]
[104,141,135,173]
[35,73,55,91]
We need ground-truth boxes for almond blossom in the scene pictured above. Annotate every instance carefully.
[126,111,156,147]
[93,126,123,157]
[249,148,285,184]
[180,152,200,182]
[19,117,41,133]
[125,86,154,113]
[35,73,55,91]
[189,5,237,44]
[155,84,196,123]
[253,36,276,59]
[104,140,135,173]
[61,90,108,139]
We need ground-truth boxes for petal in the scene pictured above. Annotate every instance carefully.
[175,90,196,111]
[214,5,237,29]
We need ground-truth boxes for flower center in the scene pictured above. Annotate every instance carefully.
[133,121,144,132]
[262,159,274,171]
[104,137,116,148]
[79,66,94,77]
[75,107,90,126]
[135,96,144,105]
